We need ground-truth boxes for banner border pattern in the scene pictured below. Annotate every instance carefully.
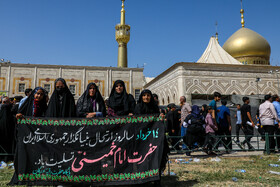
[17,115,163,126]
[18,169,159,183]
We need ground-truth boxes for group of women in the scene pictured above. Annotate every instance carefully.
[16,78,160,119]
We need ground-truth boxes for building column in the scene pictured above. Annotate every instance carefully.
[83,68,86,90]
[106,69,109,97]
[33,66,37,88]
[7,65,11,96]
[59,67,62,77]
[109,69,112,95]
[129,70,133,94]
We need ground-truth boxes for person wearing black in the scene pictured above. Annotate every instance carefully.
[107,80,136,116]
[0,97,14,161]
[166,103,181,150]
[136,90,167,187]
[11,96,23,116]
[200,104,208,119]
[134,89,159,115]
[183,105,205,155]
[153,93,165,115]
[16,87,48,118]
[241,97,255,150]
[45,78,76,117]
[76,83,106,118]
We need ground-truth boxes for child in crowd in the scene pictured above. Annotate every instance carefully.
[202,106,218,155]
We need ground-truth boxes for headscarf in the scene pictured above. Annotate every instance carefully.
[76,83,106,117]
[201,104,208,118]
[191,105,203,119]
[134,89,159,115]
[18,87,48,117]
[108,80,136,116]
[45,78,76,117]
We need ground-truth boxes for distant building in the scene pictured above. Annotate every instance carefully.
[144,5,279,105]
[0,63,144,101]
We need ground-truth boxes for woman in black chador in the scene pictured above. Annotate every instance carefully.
[76,82,106,117]
[45,78,76,117]
[134,89,159,115]
[16,87,48,118]
[107,80,136,116]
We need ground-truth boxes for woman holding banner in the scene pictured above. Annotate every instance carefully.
[107,80,136,116]
[16,87,48,118]
[134,89,159,115]
[76,82,106,117]
[45,78,76,117]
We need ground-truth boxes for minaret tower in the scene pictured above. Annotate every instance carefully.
[115,0,130,68]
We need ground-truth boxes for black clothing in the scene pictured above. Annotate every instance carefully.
[263,125,276,152]
[11,103,20,116]
[166,109,181,150]
[0,104,14,160]
[241,104,251,126]
[242,125,254,148]
[76,83,106,117]
[18,87,48,117]
[275,125,280,149]
[203,132,216,151]
[45,78,76,117]
[134,89,159,115]
[183,106,205,150]
[241,103,253,149]
[236,123,243,141]
[200,104,208,119]
[108,80,136,116]
[219,126,232,150]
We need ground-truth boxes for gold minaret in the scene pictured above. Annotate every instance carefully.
[240,0,245,28]
[115,0,130,68]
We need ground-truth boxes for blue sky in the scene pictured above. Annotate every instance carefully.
[0,0,279,77]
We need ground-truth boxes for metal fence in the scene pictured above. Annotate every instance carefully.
[167,133,280,155]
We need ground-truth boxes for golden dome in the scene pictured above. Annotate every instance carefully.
[222,28,271,65]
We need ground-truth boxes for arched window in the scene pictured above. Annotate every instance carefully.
[167,96,170,104]
[162,99,164,105]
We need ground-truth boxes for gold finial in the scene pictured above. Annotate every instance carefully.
[215,21,219,43]
[121,0,125,25]
[240,0,245,28]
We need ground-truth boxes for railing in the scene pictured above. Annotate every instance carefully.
[167,133,280,155]
[1,133,279,157]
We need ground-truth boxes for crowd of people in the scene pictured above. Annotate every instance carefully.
[1,78,280,161]
[164,92,280,156]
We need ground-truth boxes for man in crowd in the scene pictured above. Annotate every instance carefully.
[180,96,191,149]
[235,104,242,143]
[166,103,180,150]
[209,92,221,149]
[18,88,32,109]
[241,97,255,150]
[217,100,232,152]
[259,95,280,153]
[272,94,280,151]
[209,92,221,126]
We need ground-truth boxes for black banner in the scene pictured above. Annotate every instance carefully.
[11,115,165,186]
